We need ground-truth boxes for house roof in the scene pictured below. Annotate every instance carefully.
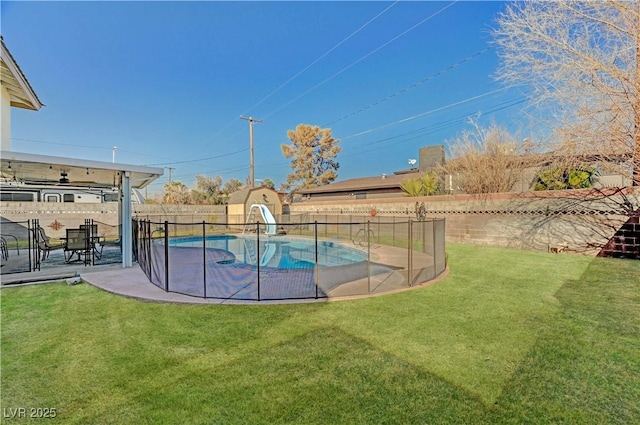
[1,36,43,110]
[296,172,417,195]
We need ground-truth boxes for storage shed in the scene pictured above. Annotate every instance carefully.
[227,186,282,226]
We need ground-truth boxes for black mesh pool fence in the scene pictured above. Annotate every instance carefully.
[133,217,446,302]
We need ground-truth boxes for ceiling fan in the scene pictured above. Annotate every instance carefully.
[59,171,70,184]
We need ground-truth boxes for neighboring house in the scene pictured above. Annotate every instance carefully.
[296,173,411,202]
[296,145,444,202]
[0,35,44,151]
[295,144,633,202]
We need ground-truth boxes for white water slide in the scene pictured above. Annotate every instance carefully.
[247,204,277,235]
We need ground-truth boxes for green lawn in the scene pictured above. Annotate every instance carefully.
[1,243,638,424]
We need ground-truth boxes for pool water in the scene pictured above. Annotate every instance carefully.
[167,234,368,269]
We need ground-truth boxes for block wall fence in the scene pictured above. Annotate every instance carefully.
[1,188,638,257]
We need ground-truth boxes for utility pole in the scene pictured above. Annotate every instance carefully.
[166,167,175,183]
[240,116,262,188]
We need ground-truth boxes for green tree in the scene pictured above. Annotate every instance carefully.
[400,172,441,197]
[421,172,441,195]
[222,179,243,195]
[534,166,596,191]
[400,177,424,197]
[261,178,275,190]
[281,124,341,192]
[191,175,222,204]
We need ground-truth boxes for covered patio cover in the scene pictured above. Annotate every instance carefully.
[0,150,163,267]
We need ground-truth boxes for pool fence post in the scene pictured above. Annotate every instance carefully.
[432,219,437,279]
[314,221,319,299]
[367,220,371,293]
[408,219,413,287]
[393,216,396,246]
[146,220,152,278]
[164,220,169,292]
[28,219,32,270]
[257,221,261,301]
[202,221,207,298]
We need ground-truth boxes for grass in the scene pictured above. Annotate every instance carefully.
[1,243,638,424]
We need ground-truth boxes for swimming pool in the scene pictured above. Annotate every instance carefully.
[167,234,368,269]
[134,217,446,302]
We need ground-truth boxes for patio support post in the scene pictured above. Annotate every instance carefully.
[121,171,133,267]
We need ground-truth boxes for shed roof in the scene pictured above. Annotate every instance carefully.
[227,186,279,205]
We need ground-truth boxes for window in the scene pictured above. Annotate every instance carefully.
[63,194,75,202]
[0,192,36,202]
[103,193,118,202]
[44,194,60,202]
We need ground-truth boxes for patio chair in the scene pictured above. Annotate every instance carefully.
[64,228,90,264]
[0,237,8,261]
[79,224,104,259]
[35,226,58,261]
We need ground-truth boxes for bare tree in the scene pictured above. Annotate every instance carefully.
[281,124,341,192]
[492,0,640,185]
[442,121,537,194]
[163,181,191,205]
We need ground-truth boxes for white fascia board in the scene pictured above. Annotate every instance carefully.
[0,43,43,110]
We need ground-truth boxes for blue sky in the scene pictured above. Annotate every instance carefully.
[2,1,528,195]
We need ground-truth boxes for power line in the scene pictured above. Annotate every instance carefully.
[340,97,529,159]
[323,47,493,126]
[340,86,518,142]
[207,2,400,142]
[145,147,248,166]
[261,1,460,121]
[243,1,400,116]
